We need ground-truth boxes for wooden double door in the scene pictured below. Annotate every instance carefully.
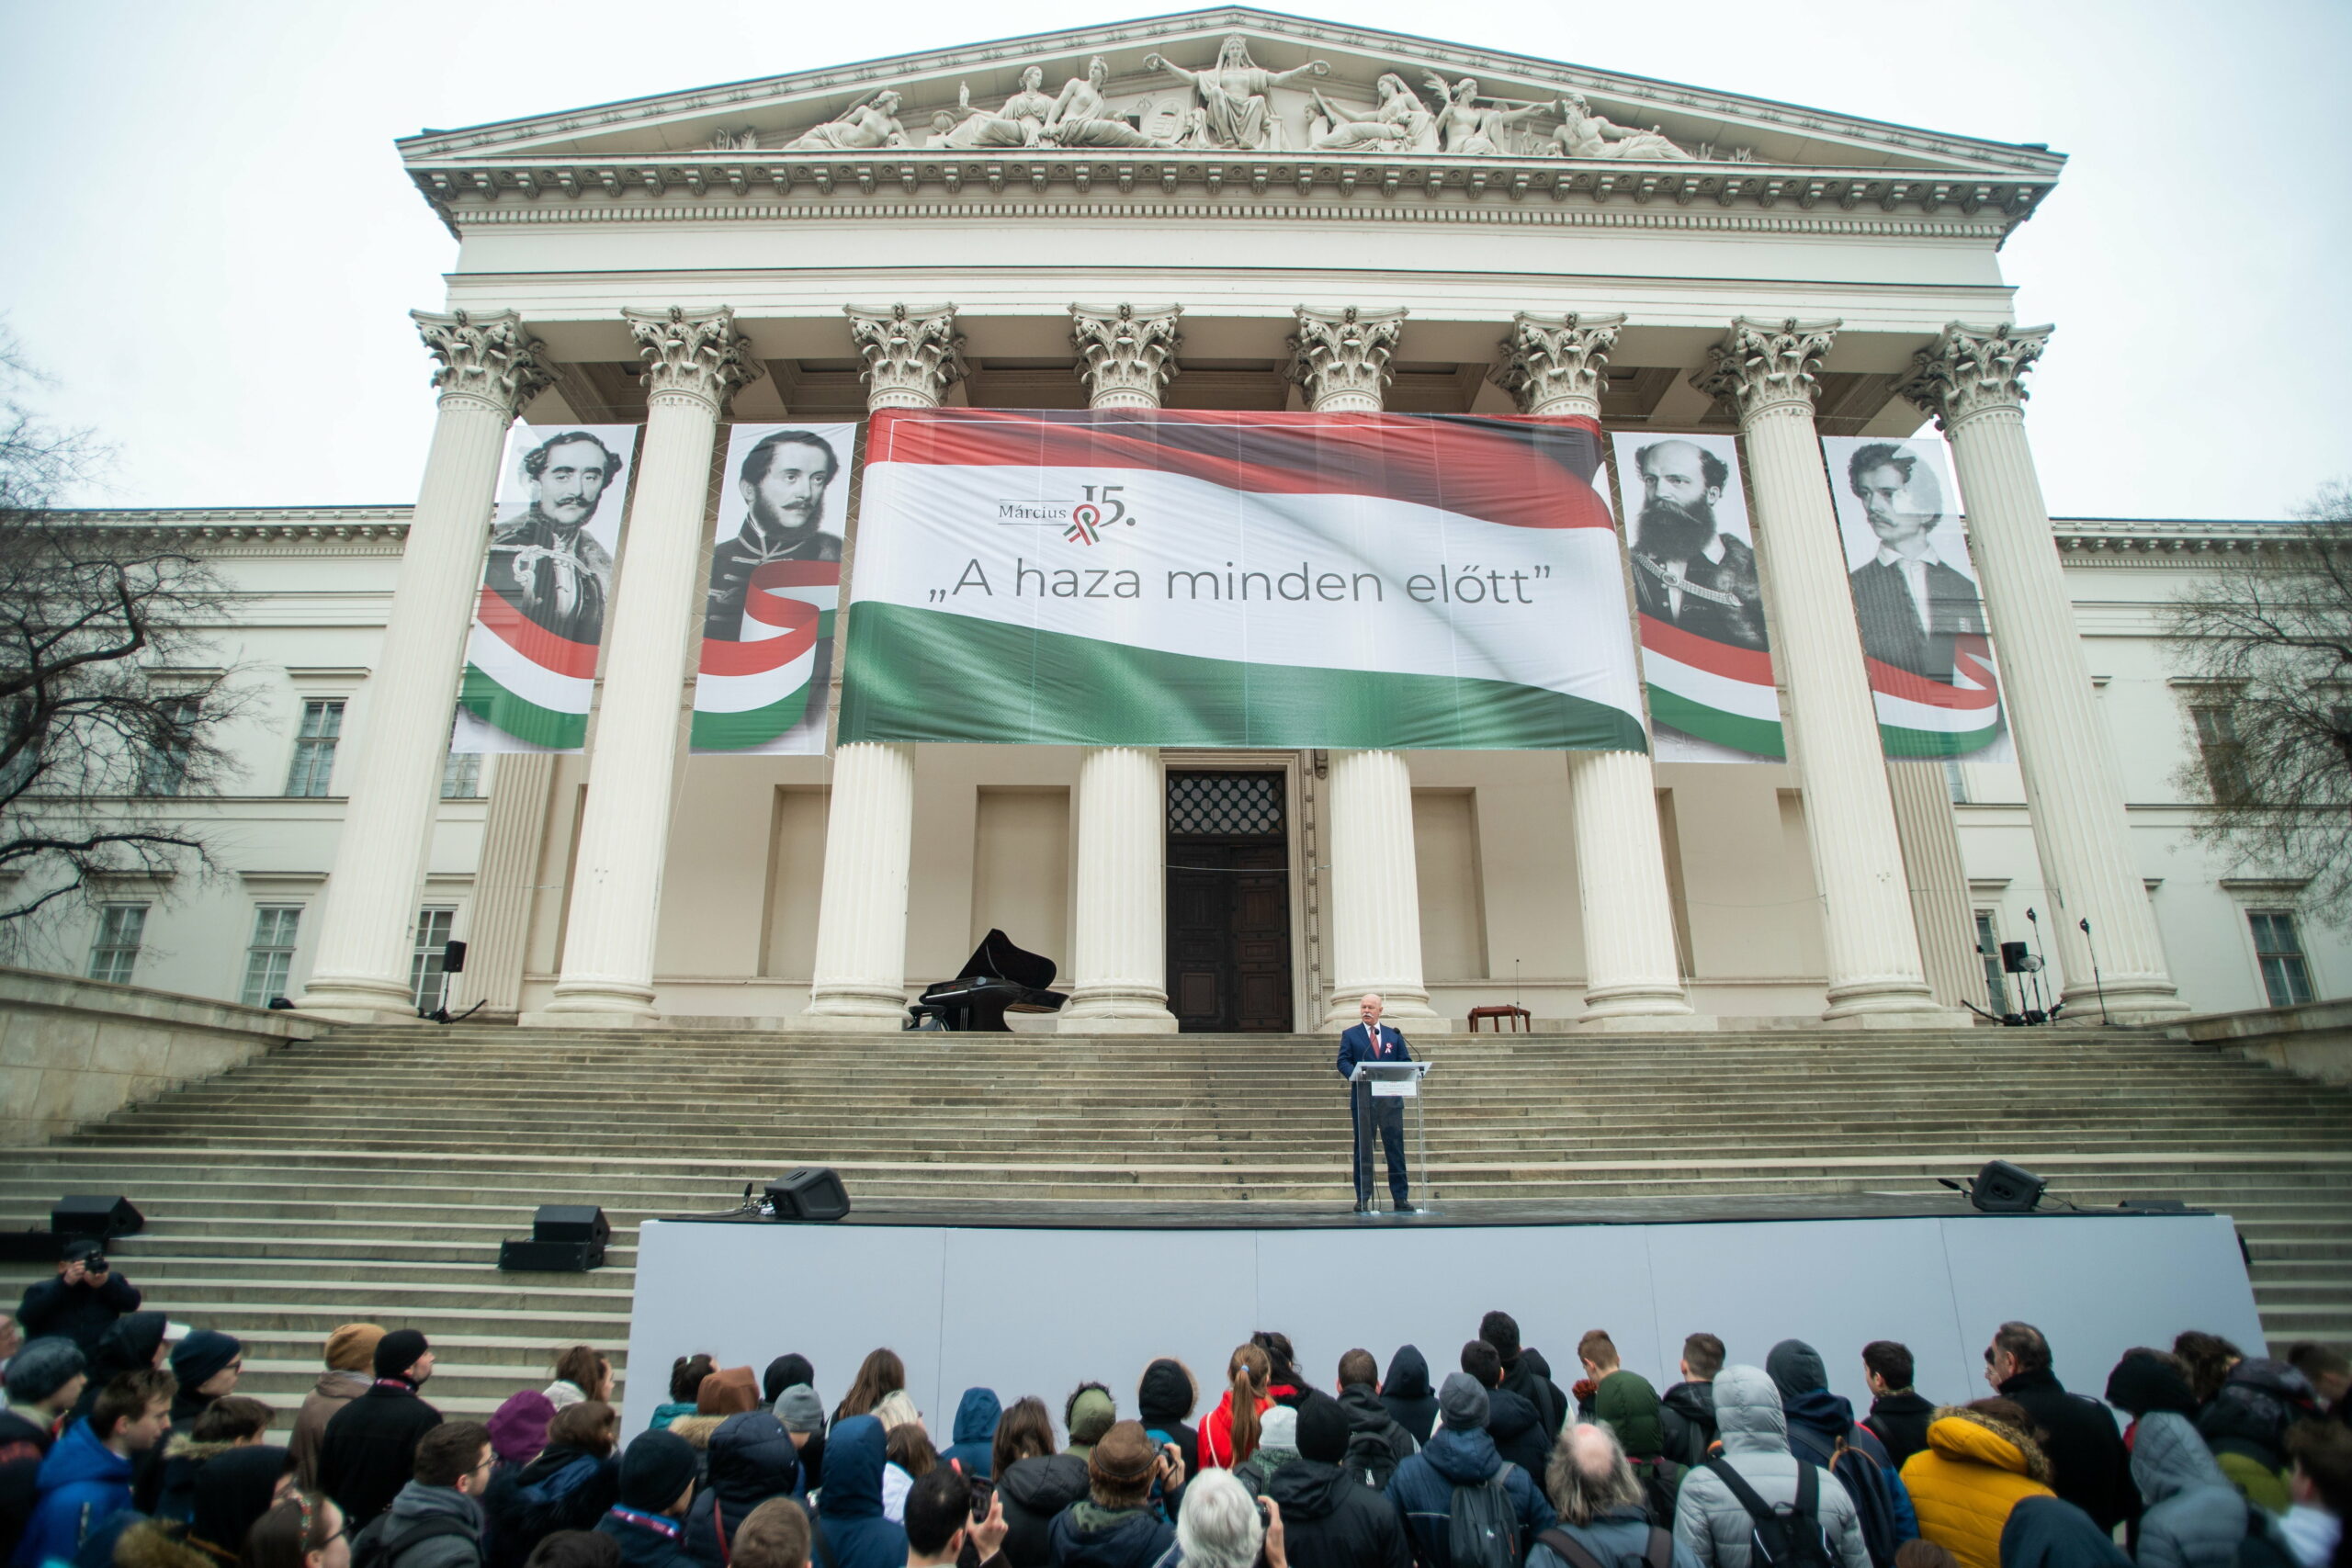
[1165,772,1293,1033]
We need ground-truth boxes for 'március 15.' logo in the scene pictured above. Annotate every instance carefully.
[993,484,1135,546]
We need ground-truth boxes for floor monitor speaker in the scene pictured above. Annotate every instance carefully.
[532,1204,610,1259]
[51,1195,143,1239]
[1968,1160,2047,1213]
[766,1168,852,1223]
[499,1238,598,1272]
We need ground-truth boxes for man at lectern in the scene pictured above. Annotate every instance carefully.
[1337,993,1415,1214]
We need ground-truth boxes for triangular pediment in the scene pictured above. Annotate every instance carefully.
[397,8,2062,182]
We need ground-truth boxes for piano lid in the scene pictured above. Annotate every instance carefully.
[953,928,1057,991]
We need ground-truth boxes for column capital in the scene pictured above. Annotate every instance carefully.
[1491,310,1626,418]
[1070,304,1182,410]
[410,308,553,415]
[846,303,967,409]
[623,305,763,412]
[1691,316,1841,423]
[1287,305,1406,412]
[1897,321,2053,432]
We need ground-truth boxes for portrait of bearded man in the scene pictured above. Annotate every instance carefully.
[1627,438,1767,650]
[486,430,624,646]
[706,429,844,641]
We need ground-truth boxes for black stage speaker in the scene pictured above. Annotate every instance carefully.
[52,1195,143,1240]
[2000,942,2032,974]
[0,1230,66,1263]
[443,940,468,974]
[532,1204,609,1263]
[766,1168,852,1223]
[1967,1159,2046,1213]
[499,1238,598,1271]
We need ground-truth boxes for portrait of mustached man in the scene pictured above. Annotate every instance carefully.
[705,429,844,641]
[1627,438,1768,651]
[486,430,623,645]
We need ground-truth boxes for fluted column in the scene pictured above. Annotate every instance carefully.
[1694,320,1942,1021]
[527,307,761,1026]
[1289,307,1441,1029]
[795,305,967,1030]
[1059,306,1184,1032]
[1495,313,1693,1022]
[298,310,550,1024]
[1900,324,2181,1021]
[456,752,556,1019]
[1885,761,1986,1010]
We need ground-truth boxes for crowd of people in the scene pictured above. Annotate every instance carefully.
[4,1246,2349,1568]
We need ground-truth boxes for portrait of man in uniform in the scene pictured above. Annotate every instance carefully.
[1627,438,1768,651]
[1843,442,1985,682]
[485,430,625,646]
[705,429,845,641]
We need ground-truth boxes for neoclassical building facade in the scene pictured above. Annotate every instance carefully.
[27,13,2338,1032]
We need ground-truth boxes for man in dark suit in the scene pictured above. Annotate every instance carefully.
[1336,992,1415,1214]
[1845,444,1986,683]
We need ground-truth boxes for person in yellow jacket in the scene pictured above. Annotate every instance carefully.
[1898,1400,2057,1568]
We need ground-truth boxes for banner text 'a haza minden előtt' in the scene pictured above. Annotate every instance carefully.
[836,410,1648,751]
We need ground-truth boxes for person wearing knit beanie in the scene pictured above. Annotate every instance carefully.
[1439,1371,1490,1431]
[170,1328,243,1396]
[489,1388,557,1465]
[1065,1384,1116,1457]
[4,1337,85,1409]
[374,1329,432,1383]
[290,1327,383,1491]
[698,1367,760,1417]
[326,1325,386,1374]
[2105,1351,2200,1420]
[776,1384,826,1435]
[1295,1393,1351,1465]
[618,1427,700,1514]
[763,1355,815,1407]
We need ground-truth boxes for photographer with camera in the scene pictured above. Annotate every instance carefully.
[17,1240,141,1355]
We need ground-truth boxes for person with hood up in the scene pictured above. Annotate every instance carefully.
[1381,1348,1440,1450]
[1387,1371,1558,1568]
[185,1444,296,1568]
[653,1361,717,1436]
[1982,1325,2131,1537]
[1233,1407,1299,1498]
[1660,1338,1724,1472]
[940,1390,1002,1480]
[17,1370,173,1568]
[1200,1348,1271,1472]
[64,1317,169,1431]
[1136,1363,1200,1483]
[2129,1406,2263,1568]
[321,1330,445,1527]
[1896,1399,2053,1568]
[1332,1350,1416,1490]
[1530,1422,1704,1568]
[1670,1365,1869,1568]
[1487,1315,1566,1438]
[1994,1496,2129,1568]
[809,1416,904,1568]
[2197,1359,2318,1512]
[293,1327,385,1493]
[143,1329,243,1517]
[484,1402,620,1568]
[1045,1422,1177,1568]
[1,1339,86,1557]
[1257,1394,1407,1568]
[601,1429,700,1568]
[682,1412,797,1568]
[1061,1388,1115,1464]
[1460,1341,1550,1478]
[1769,1340,1916,1566]
[1860,1346,1936,1473]
[991,1399,1082,1568]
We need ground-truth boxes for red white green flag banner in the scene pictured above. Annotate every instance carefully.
[452,423,639,754]
[1608,432,1785,763]
[1821,436,2013,761]
[691,424,857,754]
[838,409,1647,750]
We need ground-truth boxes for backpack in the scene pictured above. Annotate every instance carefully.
[1703,1458,1836,1568]
[1788,1424,1900,1568]
[1629,1456,1685,1529]
[1448,1462,1521,1568]
[1536,1524,1674,1568]
[352,1512,475,1568]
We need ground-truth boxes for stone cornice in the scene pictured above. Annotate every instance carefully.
[2049,518,2321,566]
[39,508,413,557]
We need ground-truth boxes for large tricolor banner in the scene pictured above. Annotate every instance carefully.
[1608,432,1784,763]
[1822,436,2013,761]
[837,410,1648,750]
[691,423,857,754]
[453,423,639,753]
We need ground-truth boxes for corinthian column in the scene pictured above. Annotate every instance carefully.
[298,310,549,1024]
[794,305,966,1031]
[526,307,761,1026]
[1693,320,1942,1021]
[1494,313,1692,1023]
[1058,306,1184,1032]
[1289,306,1441,1029]
[1899,323,2182,1021]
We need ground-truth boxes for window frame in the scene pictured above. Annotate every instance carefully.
[285,698,346,798]
[239,904,303,1009]
[2246,908,2317,1010]
[86,901,149,986]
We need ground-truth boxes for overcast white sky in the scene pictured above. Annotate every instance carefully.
[3,0,2345,520]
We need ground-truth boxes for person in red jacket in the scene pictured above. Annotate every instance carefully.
[1199,1348,1272,1471]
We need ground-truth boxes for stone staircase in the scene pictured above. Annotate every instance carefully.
[3,1023,2347,1432]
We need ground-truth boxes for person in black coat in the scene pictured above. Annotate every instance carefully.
[1859,1342,1935,1470]
[1462,1341,1550,1477]
[1381,1348,1439,1449]
[1136,1360,1200,1483]
[1986,1323,2134,1534]
[600,1430,698,1568]
[485,1404,622,1568]
[322,1329,446,1525]
[1261,1395,1410,1568]
[1658,1334,1723,1470]
[1333,1350,1416,1489]
[1482,1314,1566,1438]
[994,1445,1089,1568]
[1043,1424,1175,1568]
[684,1414,798,1567]
[17,1244,141,1357]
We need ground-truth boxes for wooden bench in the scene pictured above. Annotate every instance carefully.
[1467,1005,1531,1033]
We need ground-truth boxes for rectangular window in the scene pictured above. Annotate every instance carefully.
[138,694,202,796]
[239,905,302,1009]
[86,902,148,985]
[440,750,481,799]
[410,907,457,1013]
[2249,909,2315,1009]
[2190,705,2249,806]
[285,700,345,797]
[1974,910,2008,1015]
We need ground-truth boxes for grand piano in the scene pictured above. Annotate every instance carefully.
[907,929,1068,1031]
